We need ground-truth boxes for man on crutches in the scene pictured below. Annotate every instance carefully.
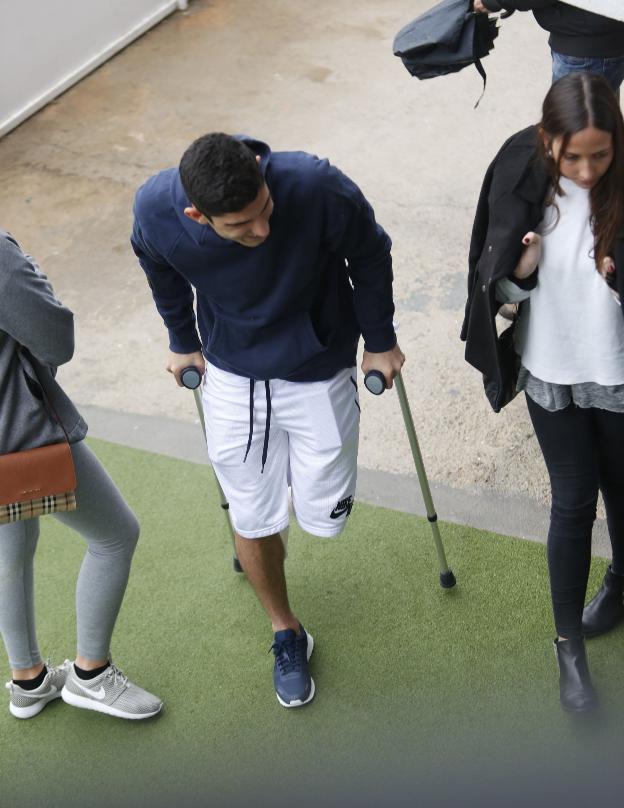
[131,133,404,708]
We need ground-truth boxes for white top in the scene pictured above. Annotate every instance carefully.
[517,176,624,386]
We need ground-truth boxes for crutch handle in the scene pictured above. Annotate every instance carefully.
[364,369,387,395]
[180,365,202,390]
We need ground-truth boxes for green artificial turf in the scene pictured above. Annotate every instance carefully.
[0,438,622,806]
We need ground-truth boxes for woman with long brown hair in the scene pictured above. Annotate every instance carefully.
[462,72,624,712]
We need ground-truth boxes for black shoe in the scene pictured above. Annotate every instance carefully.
[554,638,598,713]
[582,565,624,639]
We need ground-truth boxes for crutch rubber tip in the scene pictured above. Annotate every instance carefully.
[233,557,244,574]
[364,369,386,395]
[439,570,456,589]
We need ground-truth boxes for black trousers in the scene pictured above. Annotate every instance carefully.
[526,395,624,639]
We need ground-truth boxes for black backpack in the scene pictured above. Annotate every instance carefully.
[393,0,511,104]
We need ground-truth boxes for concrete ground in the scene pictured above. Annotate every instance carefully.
[0,1,610,548]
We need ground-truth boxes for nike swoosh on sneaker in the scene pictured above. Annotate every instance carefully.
[72,680,107,700]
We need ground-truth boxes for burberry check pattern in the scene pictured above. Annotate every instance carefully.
[0,492,76,524]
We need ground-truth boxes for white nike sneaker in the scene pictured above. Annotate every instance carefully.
[61,662,162,720]
[6,659,72,719]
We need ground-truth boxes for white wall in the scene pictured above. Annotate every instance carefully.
[0,0,188,137]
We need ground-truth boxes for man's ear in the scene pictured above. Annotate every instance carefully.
[184,205,210,225]
[256,154,261,164]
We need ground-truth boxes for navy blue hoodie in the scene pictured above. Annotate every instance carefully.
[131,137,396,382]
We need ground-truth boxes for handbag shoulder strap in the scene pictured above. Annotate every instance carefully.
[19,349,71,445]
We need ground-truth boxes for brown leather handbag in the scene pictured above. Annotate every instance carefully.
[0,442,77,524]
[0,361,77,525]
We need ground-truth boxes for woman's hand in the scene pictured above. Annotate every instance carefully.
[600,256,616,286]
[513,231,542,280]
[473,0,488,12]
[600,256,620,304]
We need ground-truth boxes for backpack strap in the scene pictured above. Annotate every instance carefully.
[471,10,513,108]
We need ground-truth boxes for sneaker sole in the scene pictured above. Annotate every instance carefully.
[275,632,315,709]
[61,686,162,720]
[9,691,62,719]
[276,676,315,708]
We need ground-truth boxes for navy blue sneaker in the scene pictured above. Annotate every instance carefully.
[271,625,315,708]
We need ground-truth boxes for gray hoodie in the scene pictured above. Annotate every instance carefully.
[0,231,87,455]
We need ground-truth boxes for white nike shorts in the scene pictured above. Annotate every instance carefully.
[201,363,360,539]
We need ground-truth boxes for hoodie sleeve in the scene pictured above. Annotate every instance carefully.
[0,233,74,367]
[131,219,202,355]
[324,168,396,353]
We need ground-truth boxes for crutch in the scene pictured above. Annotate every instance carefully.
[364,368,456,589]
[180,366,243,573]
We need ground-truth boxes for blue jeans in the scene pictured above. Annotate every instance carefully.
[552,51,624,93]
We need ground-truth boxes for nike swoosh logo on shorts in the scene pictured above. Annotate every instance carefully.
[330,495,353,519]
[73,680,107,700]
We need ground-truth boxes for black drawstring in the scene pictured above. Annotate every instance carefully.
[261,381,271,474]
[243,379,255,463]
[242,378,272,473]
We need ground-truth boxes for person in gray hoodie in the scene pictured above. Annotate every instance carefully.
[0,231,162,720]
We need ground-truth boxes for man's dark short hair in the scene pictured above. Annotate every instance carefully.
[179,133,263,219]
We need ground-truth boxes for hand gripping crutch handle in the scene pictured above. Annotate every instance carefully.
[364,369,456,589]
[180,365,243,574]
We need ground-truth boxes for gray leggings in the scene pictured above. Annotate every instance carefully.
[0,441,139,670]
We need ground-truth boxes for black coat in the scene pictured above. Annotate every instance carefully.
[460,125,624,412]
[482,1,624,58]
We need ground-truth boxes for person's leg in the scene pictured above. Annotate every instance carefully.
[551,51,624,96]
[582,408,624,637]
[594,408,624,570]
[551,52,592,86]
[285,367,359,538]
[526,396,599,711]
[202,364,314,707]
[0,518,42,674]
[202,364,296,626]
[526,397,599,639]
[272,367,358,708]
[234,531,298,633]
[54,441,162,719]
[54,441,140,665]
[600,56,624,95]
[0,520,73,719]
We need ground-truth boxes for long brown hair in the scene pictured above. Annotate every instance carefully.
[537,72,624,270]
